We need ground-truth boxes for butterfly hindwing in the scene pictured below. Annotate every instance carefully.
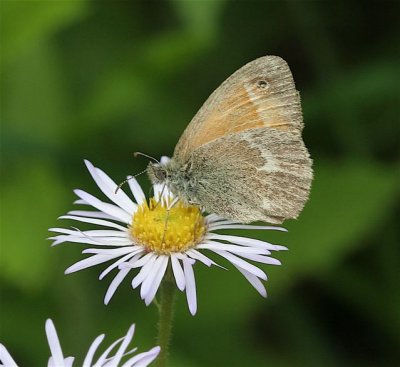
[184,127,312,223]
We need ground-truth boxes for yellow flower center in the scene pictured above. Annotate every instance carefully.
[130,197,206,254]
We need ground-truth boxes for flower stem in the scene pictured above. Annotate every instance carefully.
[154,267,176,367]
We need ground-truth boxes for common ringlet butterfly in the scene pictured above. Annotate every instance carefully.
[147,56,313,224]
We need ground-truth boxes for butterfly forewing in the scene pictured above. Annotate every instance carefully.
[174,56,303,162]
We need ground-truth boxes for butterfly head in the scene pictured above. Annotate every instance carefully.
[147,162,169,185]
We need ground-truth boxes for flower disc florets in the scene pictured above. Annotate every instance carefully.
[130,197,206,254]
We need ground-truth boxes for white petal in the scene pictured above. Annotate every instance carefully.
[58,215,127,231]
[45,319,65,366]
[214,251,267,280]
[197,242,269,255]
[80,236,131,245]
[85,160,137,214]
[233,264,267,297]
[51,233,131,247]
[0,344,18,367]
[102,324,135,367]
[171,254,185,291]
[65,254,116,274]
[183,259,197,315]
[100,252,143,280]
[172,252,189,260]
[47,356,74,367]
[144,256,169,305]
[64,357,74,367]
[92,335,127,367]
[205,233,286,251]
[74,199,87,205]
[125,252,155,269]
[186,249,220,268]
[237,252,281,266]
[48,357,55,367]
[131,254,157,289]
[83,247,137,256]
[50,235,122,247]
[104,268,131,305]
[140,256,163,300]
[76,229,128,238]
[74,189,132,224]
[160,156,170,164]
[67,210,116,220]
[82,334,105,367]
[121,346,161,367]
[128,178,146,205]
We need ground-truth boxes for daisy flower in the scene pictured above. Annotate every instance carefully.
[0,319,160,367]
[49,159,287,315]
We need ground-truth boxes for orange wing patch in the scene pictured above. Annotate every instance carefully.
[189,85,290,151]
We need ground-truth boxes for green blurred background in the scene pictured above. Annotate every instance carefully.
[1,1,399,366]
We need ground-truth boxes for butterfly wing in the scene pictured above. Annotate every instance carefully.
[170,55,312,223]
[174,56,303,163]
[187,128,312,223]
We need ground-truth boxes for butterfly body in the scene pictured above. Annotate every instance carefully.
[147,160,199,206]
[147,56,313,224]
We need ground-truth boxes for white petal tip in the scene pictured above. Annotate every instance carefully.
[160,156,170,164]
[154,346,161,353]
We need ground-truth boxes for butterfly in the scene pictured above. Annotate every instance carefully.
[147,56,313,224]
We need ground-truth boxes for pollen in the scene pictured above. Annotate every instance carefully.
[130,197,206,255]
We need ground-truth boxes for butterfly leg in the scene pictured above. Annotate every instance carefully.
[153,183,167,210]
[161,197,180,246]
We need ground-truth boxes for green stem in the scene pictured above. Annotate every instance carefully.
[154,267,176,367]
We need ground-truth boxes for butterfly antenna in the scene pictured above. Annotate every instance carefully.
[115,169,147,194]
[134,152,160,164]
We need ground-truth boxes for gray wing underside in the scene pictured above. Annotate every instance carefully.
[189,128,313,224]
